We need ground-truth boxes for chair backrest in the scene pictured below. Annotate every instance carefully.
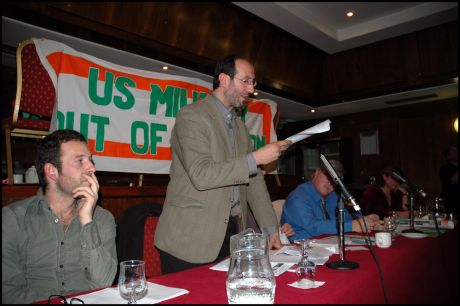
[272,199,286,224]
[114,203,163,284]
[143,216,162,278]
[12,39,55,130]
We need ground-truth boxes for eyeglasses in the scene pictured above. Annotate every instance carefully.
[233,76,257,87]
[48,295,85,304]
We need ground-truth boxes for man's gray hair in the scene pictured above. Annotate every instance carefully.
[319,159,345,179]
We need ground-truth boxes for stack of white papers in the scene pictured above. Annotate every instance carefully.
[269,245,332,265]
[210,258,294,276]
[399,218,455,229]
[71,282,189,304]
[286,119,331,144]
[310,235,373,253]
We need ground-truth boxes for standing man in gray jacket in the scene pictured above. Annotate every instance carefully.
[2,129,117,303]
[155,55,291,273]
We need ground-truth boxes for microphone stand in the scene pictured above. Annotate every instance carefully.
[402,191,423,233]
[391,171,426,234]
[326,198,359,270]
[319,154,359,270]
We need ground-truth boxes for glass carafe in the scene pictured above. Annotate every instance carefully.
[226,229,276,304]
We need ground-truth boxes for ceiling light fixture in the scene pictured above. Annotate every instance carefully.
[310,109,316,113]
[346,11,354,17]
[162,66,169,70]
[253,92,259,96]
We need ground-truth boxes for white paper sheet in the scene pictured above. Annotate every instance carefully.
[71,282,189,304]
[286,119,331,144]
[209,258,294,276]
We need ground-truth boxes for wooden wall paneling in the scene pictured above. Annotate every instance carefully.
[2,175,300,219]
[253,25,324,102]
[321,36,417,103]
[279,98,458,197]
[417,21,458,81]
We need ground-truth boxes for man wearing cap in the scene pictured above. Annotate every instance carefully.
[281,160,379,241]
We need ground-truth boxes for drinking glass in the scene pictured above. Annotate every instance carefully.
[294,239,316,282]
[383,216,397,238]
[387,211,400,229]
[415,205,427,218]
[118,260,148,304]
[432,197,446,219]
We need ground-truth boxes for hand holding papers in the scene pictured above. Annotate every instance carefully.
[286,119,331,144]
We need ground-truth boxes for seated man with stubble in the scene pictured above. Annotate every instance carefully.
[2,129,117,304]
[281,160,380,241]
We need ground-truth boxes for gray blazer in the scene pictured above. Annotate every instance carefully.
[155,94,277,263]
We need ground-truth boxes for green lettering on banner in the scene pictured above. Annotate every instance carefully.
[192,91,208,102]
[131,121,168,155]
[88,68,113,106]
[172,87,187,117]
[90,115,109,152]
[57,111,73,130]
[114,76,136,110]
[79,114,90,140]
[250,134,266,151]
[150,123,167,155]
[149,85,174,117]
[131,121,149,154]
[56,111,108,150]
[240,106,248,123]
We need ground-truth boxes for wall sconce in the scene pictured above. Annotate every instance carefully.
[454,117,458,133]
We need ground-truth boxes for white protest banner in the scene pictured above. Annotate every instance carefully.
[33,38,277,174]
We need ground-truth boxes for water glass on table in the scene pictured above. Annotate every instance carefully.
[118,260,148,304]
[294,239,316,282]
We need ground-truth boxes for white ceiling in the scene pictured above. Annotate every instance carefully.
[232,2,459,124]
[233,2,458,54]
[2,2,459,125]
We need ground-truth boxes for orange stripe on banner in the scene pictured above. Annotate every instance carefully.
[87,139,172,160]
[46,52,211,97]
[247,101,273,143]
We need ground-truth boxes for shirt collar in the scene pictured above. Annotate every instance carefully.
[211,93,236,126]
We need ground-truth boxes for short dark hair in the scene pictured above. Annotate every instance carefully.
[376,166,405,186]
[36,129,87,194]
[212,54,238,90]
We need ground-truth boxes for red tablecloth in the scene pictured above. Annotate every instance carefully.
[40,228,457,304]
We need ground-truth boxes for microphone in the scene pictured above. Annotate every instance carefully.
[320,154,361,212]
[391,171,427,198]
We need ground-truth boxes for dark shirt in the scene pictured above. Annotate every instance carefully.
[359,184,404,219]
[439,162,459,215]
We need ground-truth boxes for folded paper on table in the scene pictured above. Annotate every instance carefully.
[310,235,374,254]
[210,258,294,276]
[399,218,455,229]
[269,245,331,265]
[286,119,331,144]
[72,282,188,304]
[288,278,326,289]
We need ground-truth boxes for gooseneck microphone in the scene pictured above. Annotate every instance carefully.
[391,171,427,198]
[320,154,361,212]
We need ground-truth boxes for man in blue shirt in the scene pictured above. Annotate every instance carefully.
[281,160,379,241]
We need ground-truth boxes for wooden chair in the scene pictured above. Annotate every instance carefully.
[2,39,55,184]
[272,199,286,225]
[115,203,163,284]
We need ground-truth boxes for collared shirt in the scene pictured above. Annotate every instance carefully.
[212,95,257,208]
[280,180,353,241]
[211,95,277,235]
[2,191,117,304]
